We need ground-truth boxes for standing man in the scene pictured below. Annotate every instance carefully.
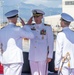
[27,9,54,75]
[55,13,74,75]
[0,9,34,75]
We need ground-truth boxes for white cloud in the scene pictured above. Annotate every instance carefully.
[2,0,62,8]
[23,0,62,8]
[24,0,45,5]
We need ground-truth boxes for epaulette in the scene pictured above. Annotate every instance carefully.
[58,29,63,33]
[31,23,35,25]
[44,24,51,26]
[16,25,20,27]
[0,26,5,29]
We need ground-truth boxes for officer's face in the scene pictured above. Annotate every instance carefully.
[60,19,66,28]
[33,15,43,23]
[12,16,18,24]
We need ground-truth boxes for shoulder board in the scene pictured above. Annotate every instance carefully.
[31,23,35,25]
[0,26,5,29]
[58,30,63,33]
[44,24,51,26]
[15,25,23,28]
[16,25,21,27]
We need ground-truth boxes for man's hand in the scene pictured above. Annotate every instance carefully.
[24,38,29,40]
[27,16,33,25]
[55,68,59,71]
[19,17,25,26]
[47,58,52,63]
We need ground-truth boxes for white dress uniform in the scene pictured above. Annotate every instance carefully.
[29,23,54,75]
[29,23,54,61]
[55,13,74,75]
[0,10,34,75]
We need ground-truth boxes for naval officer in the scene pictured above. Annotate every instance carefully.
[0,9,34,75]
[55,13,74,75]
[27,9,54,75]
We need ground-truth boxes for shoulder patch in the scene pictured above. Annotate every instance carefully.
[44,24,51,26]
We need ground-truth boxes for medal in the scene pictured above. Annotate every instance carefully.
[40,29,46,39]
[40,29,46,35]
[42,35,44,39]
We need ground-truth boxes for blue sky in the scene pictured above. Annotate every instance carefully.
[2,0,62,8]
[0,0,62,23]
[23,0,62,8]
[0,0,62,13]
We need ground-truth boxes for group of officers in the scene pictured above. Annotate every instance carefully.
[0,9,74,75]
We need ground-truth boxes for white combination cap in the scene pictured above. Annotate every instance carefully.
[5,9,18,18]
[32,9,45,16]
[61,13,74,22]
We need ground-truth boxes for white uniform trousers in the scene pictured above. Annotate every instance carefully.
[3,63,23,75]
[59,67,74,75]
[30,61,47,75]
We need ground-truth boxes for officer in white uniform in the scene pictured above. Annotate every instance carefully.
[0,9,34,75]
[27,9,54,75]
[55,13,74,75]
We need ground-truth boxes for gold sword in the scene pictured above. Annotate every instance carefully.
[58,52,70,75]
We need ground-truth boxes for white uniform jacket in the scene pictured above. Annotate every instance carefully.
[29,23,54,61]
[0,23,34,64]
[55,27,74,68]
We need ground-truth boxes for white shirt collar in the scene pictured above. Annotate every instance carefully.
[35,23,43,28]
[8,22,15,25]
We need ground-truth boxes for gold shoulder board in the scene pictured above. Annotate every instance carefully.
[31,23,35,25]
[44,24,51,26]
